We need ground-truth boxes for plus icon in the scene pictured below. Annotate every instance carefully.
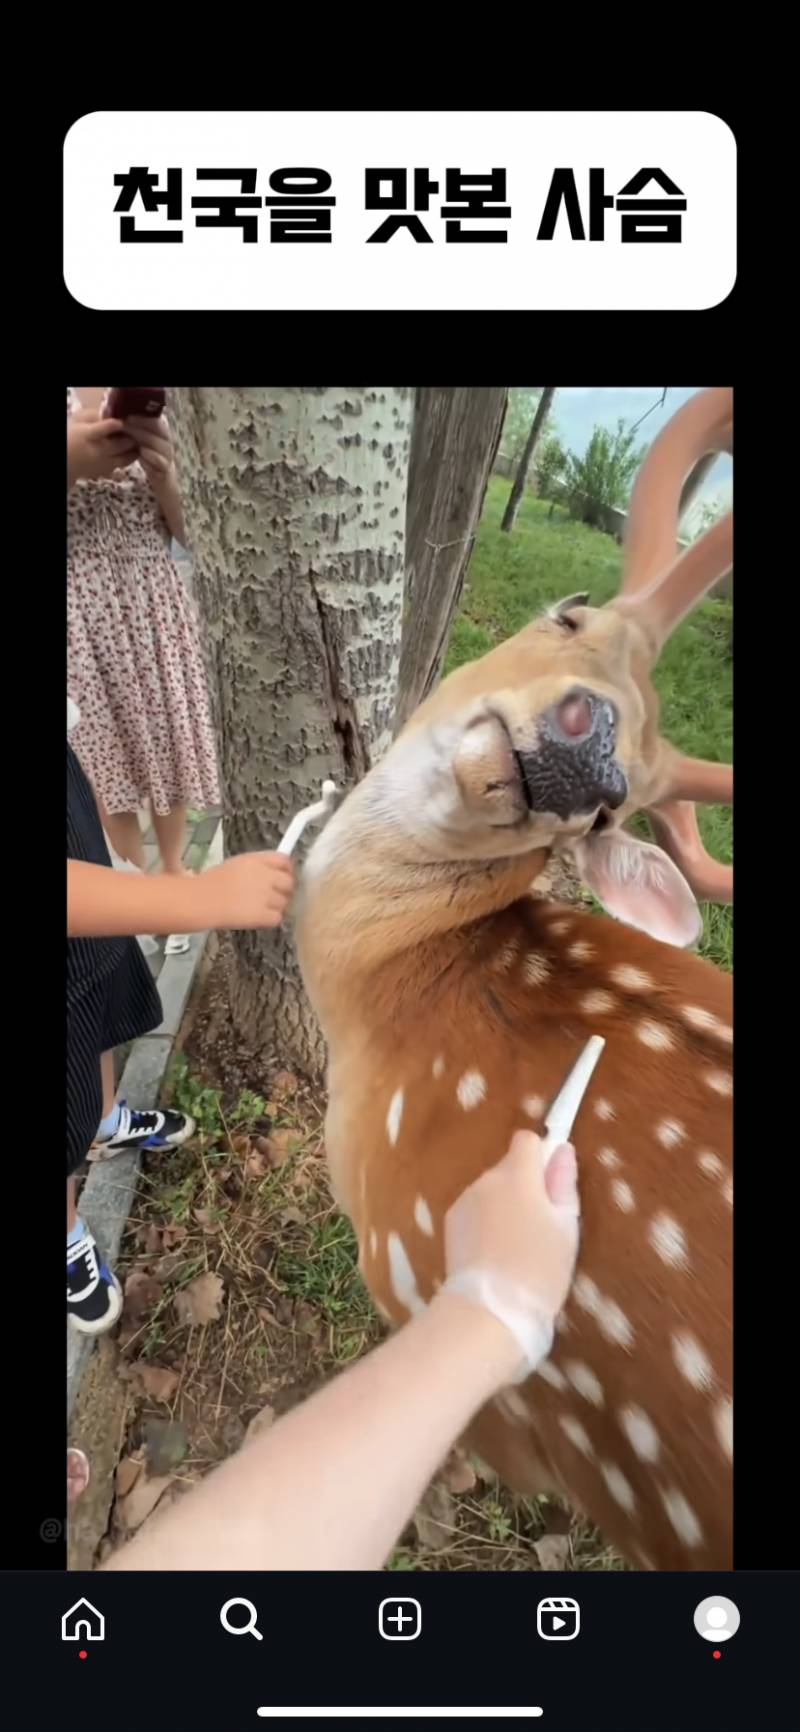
[378,1597,422,1641]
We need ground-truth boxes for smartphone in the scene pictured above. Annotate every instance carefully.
[104,387,166,421]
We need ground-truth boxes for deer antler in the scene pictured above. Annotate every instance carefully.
[614,388,733,903]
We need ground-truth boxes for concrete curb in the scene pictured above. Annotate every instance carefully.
[67,824,223,1423]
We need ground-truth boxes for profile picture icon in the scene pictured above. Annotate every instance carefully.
[693,1596,740,1643]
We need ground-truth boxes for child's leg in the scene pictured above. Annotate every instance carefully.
[99,801,147,871]
[151,803,189,875]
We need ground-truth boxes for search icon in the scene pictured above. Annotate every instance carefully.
[220,1598,263,1641]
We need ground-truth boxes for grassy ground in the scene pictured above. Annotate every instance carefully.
[103,477,731,1569]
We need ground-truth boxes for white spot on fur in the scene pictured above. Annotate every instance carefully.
[595,1098,616,1122]
[369,1228,378,1257]
[698,1150,724,1179]
[714,1396,733,1461]
[432,1055,445,1079]
[576,1278,634,1347]
[682,1005,733,1044]
[660,1486,704,1548]
[598,1146,621,1170]
[559,1414,594,1456]
[671,1331,714,1391]
[612,1178,635,1213]
[523,951,551,986]
[600,1461,636,1513]
[574,1274,601,1316]
[596,1297,635,1349]
[581,990,616,1014]
[565,1360,604,1406]
[656,1119,686,1149]
[609,964,654,990]
[387,1232,424,1316]
[722,1176,733,1207]
[537,1358,567,1391]
[522,1094,546,1120]
[414,1195,434,1237]
[457,1070,487,1111]
[619,1404,660,1462]
[568,940,594,961]
[649,1213,689,1270]
[493,937,519,972]
[495,1389,529,1424]
[386,1088,404,1145]
[549,919,570,936]
[637,1020,674,1051]
[705,1069,732,1096]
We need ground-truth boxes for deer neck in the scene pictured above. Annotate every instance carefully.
[296,757,547,1036]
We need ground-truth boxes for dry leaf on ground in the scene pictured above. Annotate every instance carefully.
[273,1070,299,1096]
[161,1225,188,1250]
[174,1271,224,1326]
[533,1533,571,1570]
[131,1364,179,1402]
[413,1483,456,1552]
[122,1270,163,1325]
[116,1473,173,1532]
[115,1455,144,1498]
[244,1403,276,1446]
[440,1450,477,1494]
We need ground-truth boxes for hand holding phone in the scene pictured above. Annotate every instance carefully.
[104,387,166,421]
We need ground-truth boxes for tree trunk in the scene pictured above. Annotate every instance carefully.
[168,387,413,1080]
[500,387,557,533]
[394,386,508,732]
[678,451,718,527]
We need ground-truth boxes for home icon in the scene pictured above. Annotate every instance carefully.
[62,1599,105,1642]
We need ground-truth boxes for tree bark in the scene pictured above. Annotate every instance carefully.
[500,386,557,533]
[394,386,508,732]
[168,387,413,1080]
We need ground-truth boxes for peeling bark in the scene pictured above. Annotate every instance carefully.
[169,387,413,1078]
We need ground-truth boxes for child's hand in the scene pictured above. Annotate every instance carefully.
[194,853,295,931]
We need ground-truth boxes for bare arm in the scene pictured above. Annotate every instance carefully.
[102,1291,520,1573]
[101,1136,580,1573]
[67,854,294,939]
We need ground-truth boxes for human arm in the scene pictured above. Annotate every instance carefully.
[67,853,294,938]
[102,1135,579,1572]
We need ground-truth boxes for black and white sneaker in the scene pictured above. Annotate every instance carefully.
[89,1100,195,1161]
[67,1228,123,1334]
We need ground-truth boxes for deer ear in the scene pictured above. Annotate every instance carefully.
[571,829,703,949]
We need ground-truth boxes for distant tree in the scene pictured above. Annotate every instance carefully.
[501,387,557,533]
[565,420,647,529]
[501,388,543,463]
[535,434,569,508]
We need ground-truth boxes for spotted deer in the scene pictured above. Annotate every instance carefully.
[296,387,733,1571]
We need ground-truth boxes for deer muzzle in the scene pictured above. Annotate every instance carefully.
[516,688,628,821]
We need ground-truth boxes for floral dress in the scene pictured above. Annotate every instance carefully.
[67,387,220,816]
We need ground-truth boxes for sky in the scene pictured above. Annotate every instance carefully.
[546,388,732,527]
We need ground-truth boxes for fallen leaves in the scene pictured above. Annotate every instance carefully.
[129,1363,179,1402]
[116,1472,174,1532]
[174,1271,225,1327]
[244,1403,276,1446]
[412,1483,456,1552]
[122,1270,163,1326]
[533,1533,571,1570]
[272,1070,299,1096]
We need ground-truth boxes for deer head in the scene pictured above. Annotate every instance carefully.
[295,387,732,1571]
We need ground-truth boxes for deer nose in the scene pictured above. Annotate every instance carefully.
[516,688,628,820]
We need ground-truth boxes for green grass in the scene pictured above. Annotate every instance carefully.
[447,480,732,970]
